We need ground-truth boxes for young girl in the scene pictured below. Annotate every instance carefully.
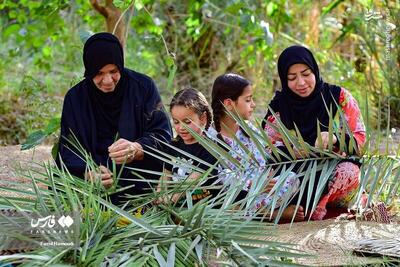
[210,73,302,220]
[157,88,217,204]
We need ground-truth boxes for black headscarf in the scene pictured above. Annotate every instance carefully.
[83,32,124,79]
[82,33,126,156]
[263,45,341,145]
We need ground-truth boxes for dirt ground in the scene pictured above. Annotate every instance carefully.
[0,145,52,198]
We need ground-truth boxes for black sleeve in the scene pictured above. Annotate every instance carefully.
[56,94,86,178]
[196,148,217,173]
[135,80,172,157]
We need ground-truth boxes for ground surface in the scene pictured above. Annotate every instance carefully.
[0,145,52,198]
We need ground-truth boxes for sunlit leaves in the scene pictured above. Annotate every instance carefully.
[3,24,21,38]
[266,2,278,17]
[1,1,71,70]
[21,114,61,150]
[131,6,164,36]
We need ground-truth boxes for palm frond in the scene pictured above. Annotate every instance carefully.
[0,148,308,266]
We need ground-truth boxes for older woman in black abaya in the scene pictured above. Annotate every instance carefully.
[262,45,366,220]
[57,33,172,204]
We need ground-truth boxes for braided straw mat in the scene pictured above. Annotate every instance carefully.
[259,219,400,266]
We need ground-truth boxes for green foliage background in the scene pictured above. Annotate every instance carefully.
[0,0,399,145]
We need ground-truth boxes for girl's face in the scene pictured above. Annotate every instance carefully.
[227,85,256,120]
[171,105,207,144]
[287,63,316,97]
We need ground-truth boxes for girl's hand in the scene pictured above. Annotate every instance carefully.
[153,185,169,205]
[171,193,183,203]
[315,131,337,150]
[264,178,277,194]
[85,165,113,189]
[153,194,182,205]
[153,196,169,205]
[263,170,276,193]
[108,138,144,164]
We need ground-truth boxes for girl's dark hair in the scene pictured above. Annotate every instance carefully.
[169,87,212,131]
[211,73,251,138]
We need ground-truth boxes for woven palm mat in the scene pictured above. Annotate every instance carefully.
[259,219,400,266]
[0,145,52,198]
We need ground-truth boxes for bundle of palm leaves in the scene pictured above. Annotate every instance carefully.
[0,156,308,266]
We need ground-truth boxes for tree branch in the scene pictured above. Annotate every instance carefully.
[90,0,108,18]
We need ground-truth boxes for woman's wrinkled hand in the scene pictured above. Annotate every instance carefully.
[108,138,143,164]
[85,165,113,189]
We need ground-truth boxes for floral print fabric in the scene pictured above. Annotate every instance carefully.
[311,161,360,220]
[208,123,299,212]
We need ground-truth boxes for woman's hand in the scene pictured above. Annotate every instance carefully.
[315,131,337,150]
[108,138,144,164]
[153,195,169,205]
[85,165,113,189]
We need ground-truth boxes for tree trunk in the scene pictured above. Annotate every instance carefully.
[306,1,320,46]
[90,0,127,48]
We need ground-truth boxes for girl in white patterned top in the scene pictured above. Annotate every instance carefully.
[210,73,301,220]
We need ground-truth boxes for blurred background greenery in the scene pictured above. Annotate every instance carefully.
[0,0,398,146]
